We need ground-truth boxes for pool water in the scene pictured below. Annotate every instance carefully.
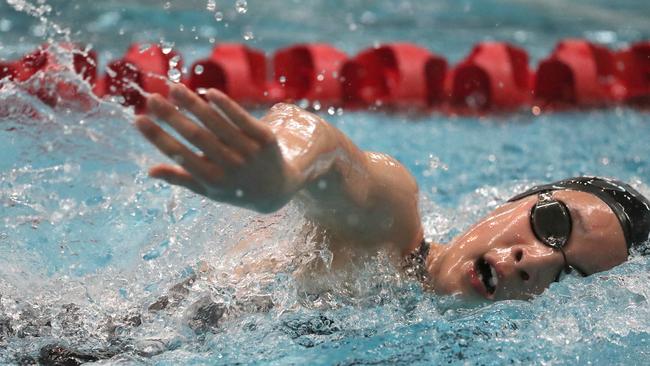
[1,0,650,364]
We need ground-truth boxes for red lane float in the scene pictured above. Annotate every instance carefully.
[341,43,446,109]
[0,62,16,80]
[8,45,97,83]
[615,41,650,105]
[71,47,98,85]
[187,43,267,104]
[3,40,650,114]
[450,42,531,111]
[425,54,448,107]
[0,45,97,109]
[103,60,145,109]
[534,39,621,107]
[14,48,48,81]
[103,44,182,111]
[273,44,347,105]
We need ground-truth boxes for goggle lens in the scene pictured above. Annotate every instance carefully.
[530,193,587,281]
[530,193,572,249]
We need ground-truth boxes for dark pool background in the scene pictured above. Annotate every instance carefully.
[1,0,650,364]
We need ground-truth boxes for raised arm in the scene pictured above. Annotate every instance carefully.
[135,85,423,255]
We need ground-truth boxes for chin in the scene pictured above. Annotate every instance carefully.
[429,266,479,300]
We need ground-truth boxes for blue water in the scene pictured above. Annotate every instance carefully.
[1,0,650,364]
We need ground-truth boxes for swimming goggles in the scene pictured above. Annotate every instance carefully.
[530,192,587,281]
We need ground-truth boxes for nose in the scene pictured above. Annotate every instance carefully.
[504,244,560,285]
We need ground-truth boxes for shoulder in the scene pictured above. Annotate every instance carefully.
[364,152,419,192]
[263,103,322,125]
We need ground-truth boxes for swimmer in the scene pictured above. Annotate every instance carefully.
[135,84,650,303]
[31,84,650,365]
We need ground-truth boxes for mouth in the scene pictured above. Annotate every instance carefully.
[474,256,498,297]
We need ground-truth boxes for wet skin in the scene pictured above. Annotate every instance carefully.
[425,190,628,301]
[136,85,629,304]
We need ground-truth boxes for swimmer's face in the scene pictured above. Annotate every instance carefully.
[426,190,628,301]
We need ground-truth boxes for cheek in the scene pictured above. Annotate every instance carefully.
[455,216,532,257]
[493,215,535,249]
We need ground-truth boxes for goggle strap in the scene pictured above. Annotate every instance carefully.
[557,246,571,274]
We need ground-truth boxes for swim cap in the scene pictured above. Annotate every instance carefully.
[508,176,650,253]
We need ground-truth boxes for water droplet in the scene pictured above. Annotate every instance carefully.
[139,44,151,53]
[235,189,244,198]
[206,0,216,11]
[242,29,254,41]
[327,106,336,115]
[168,55,181,68]
[316,73,325,81]
[168,68,182,83]
[514,30,528,42]
[194,64,204,75]
[465,92,486,109]
[589,30,617,44]
[0,19,12,32]
[106,67,117,78]
[214,11,224,21]
[312,101,321,111]
[278,76,287,83]
[360,11,376,25]
[317,179,327,190]
[235,0,248,14]
[298,99,309,109]
[163,2,171,9]
[531,105,541,116]
[161,41,174,55]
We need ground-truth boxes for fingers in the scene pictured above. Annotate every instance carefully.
[204,88,276,145]
[135,115,224,184]
[149,164,207,195]
[168,84,262,156]
[147,94,244,166]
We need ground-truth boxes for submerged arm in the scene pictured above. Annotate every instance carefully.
[136,85,422,255]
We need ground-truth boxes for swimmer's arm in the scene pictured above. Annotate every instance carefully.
[263,104,422,254]
[136,85,422,255]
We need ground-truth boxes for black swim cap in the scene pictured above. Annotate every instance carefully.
[508,176,650,253]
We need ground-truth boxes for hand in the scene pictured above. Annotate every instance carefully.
[135,84,298,213]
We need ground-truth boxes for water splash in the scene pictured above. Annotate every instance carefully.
[6,0,70,42]
[1,0,649,364]
[235,0,248,14]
